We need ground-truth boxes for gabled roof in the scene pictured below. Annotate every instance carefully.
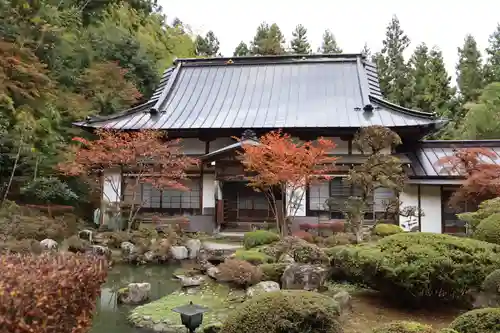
[75,54,446,131]
[406,140,500,179]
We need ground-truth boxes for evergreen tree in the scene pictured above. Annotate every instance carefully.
[233,41,250,56]
[456,34,484,103]
[290,24,311,54]
[372,52,389,95]
[318,29,342,54]
[378,15,412,107]
[250,22,285,55]
[484,24,500,84]
[409,43,430,111]
[361,43,371,59]
[195,30,220,57]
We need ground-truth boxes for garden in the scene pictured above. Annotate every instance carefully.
[1,126,500,333]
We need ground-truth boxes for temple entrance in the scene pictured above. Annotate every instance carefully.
[221,181,273,223]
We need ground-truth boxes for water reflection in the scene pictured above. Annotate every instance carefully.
[91,264,181,333]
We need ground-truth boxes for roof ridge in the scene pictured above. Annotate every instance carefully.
[369,95,442,120]
[79,100,155,125]
[175,53,364,64]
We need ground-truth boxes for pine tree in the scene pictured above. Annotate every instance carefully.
[195,30,220,57]
[484,24,500,84]
[361,43,371,59]
[456,34,484,103]
[250,22,285,55]
[373,52,389,95]
[427,48,455,116]
[318,29,342,54]
[378,15,412,107]
[290,24,311,54]
[409,43,430,111]
[233,41,250,56]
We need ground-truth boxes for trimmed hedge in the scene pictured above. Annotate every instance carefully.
[449,308,500,333]
[330,232,500,305]
[372,223,404,237]
[219,290,342,333]
[259,263,288,283]
[234,249,274,265]
[474,213,500,244]
[0,253,107,333]
[372,321,434,333]
[243,230,280,249]
[482,269,500,294]
[262,236,329,264]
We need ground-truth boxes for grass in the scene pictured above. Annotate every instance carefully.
[341,291,464,333]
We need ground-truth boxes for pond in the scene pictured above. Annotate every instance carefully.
[91,264,181,333]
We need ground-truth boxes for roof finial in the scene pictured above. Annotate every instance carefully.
[242,129,257,141]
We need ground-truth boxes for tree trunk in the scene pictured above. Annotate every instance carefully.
[1,144,22,205]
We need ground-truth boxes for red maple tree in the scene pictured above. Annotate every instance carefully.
[439,147,500,207]
[238,130,336,235]
[58,129,198,230]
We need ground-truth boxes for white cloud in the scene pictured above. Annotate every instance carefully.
[160,0,500,83]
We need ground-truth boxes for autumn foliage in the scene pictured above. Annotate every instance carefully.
[439,147,500,207]
[0,253,107,333]
[58,130,199,227]
[239,130,336,235]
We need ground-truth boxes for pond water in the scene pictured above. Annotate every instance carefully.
[91,264,181,333]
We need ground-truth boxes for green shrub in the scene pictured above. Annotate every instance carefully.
[291,230,314,243]
[325,232,353,247]
[65,235,89,253]
[482,269,500,294]
[259,263,288,283]
[372,321,434,333]
[449,308,500,333]
[243,230,279,249]
[459,197,500,233]
[330,232,500,305]
[474,213,500,244]
[0,253,107,333]
[217,259,262,287]
[234,249,274,265]
[220,290,341,333]
[262,236,328,264]
[372,223,404,237]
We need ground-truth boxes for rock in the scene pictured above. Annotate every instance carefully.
[246,281,280,298]
[40,238,58,250]
[170,246,189,260]
[90,245,111,259]
[118,282,151,305]
[178,275,207,287]
[121,241,136,254]
[201,242,242,262]
[206,265,220,279]
[144,251,155,262]
[278,254,295,264]
[185,238,202,259]
[281,264,328,291]
[332,290,352,314]
[78,229,93,243]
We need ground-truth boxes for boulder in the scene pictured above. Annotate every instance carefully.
[278,254,295,264]
[206,265,221,279]
[120,241,136,255]
[332,290,353,315]
[144,251,155,262]
[281,264,328,291]
[118,282,151,305]
[246,281,280,298]
[185,238,202,259]
[178,275,207,287]
[91,245,111,259]
[170,246,189,260]
[40,238,58,250]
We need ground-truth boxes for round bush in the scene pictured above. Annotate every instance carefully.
[219,290,341,333]
[234,249,274,265]
[262,236,328,264]
[243,230,280,249]
[330,232,500,305]
[373,223,404,237]
[372,321,434,333]
[259,263,288,283]
[291,230,314,243]
[482,269,500,294]
[474,213,500,244]
[217,259,262,287]
[449,308,500,333]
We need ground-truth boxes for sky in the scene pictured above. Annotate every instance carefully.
[160,0,500,83]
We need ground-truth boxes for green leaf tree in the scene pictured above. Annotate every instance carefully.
[456,34,484,103]
[290,24,311,54]
[318,29,342,54]
[195,30,221,57]
[233,41,250,56]
[250,22,286,55]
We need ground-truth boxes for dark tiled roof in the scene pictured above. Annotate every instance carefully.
[406,140,500,178]
[75,54,444,130]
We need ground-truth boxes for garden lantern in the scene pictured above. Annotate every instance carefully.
[172,301,209,333]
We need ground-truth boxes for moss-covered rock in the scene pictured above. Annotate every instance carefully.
[219,290,341,333]
[372,321,434,333]
[259,263,288,283]
[449,308,500,333]
[243,230,280,249]
[233,249,274,265]
[129,281,245,332]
